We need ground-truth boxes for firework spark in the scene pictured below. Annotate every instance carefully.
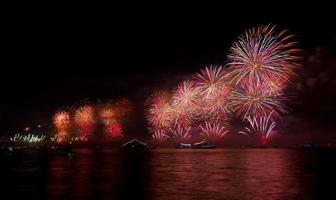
[239,112,276,145]
[226,24,300,93]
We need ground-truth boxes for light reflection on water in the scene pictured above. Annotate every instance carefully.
[1,149,335,200]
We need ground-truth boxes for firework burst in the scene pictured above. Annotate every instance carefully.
[169,125,191,143]
[229,85,287,119]
[53,111,70,140]
[239,112,276,145]
[75,105,95,138]
[172,80,200,110]
[194,65,229,99]
[146,91,175,131]
[106,122,123,137]
[226,24,300,93]
[152,130,169,144]
[199,122,229,141]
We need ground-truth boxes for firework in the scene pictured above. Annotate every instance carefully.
[113,98,133,120]
[199,122,229,140]
[106,122,122,137]
[10,134,23,142]
[152,130,169,144]
[194,65,229,99]
[75,105,95,138]
[146,91,175,131]
[228,85,287,119]
[172,80,200,110]
[195,90,232,125]
[226,24,300,93]
[53,111,70,140]
[10,133,46,143]
[169,125,191,142]
[192,65,233,125]
[100,105,116,126]
[238,112,276,145]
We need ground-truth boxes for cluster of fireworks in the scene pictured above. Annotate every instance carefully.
[10,134,46,143]
[53,98,133,143]
[146,25,301,146]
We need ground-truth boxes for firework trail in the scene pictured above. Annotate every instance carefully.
[169,125,191,143]
[53,111,70,141]
[199,122,229,141]
[239,112,276,145]
[226,24,300,93]
[228,84,287,119]
[152,130,169,144]
[75,105,95,138]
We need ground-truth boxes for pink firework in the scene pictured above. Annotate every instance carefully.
[196,90,232,125]
[228,84,287,119]
[194,65,229,99]
[199,122,229,141]
[146,91,175,131]
[169,125,191,143]
[172,80,200,110]
[53,111,70,140]
[226,24,300,93]
[75,105,95,138]
[152,130,169,144]
[239,112,276,145]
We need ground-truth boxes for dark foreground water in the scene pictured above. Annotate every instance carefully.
[1,149,336,200]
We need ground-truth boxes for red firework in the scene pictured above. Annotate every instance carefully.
[106,122,122,137]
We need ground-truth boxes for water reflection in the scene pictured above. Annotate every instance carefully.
[48,149,151,200]
[1,149,336,200]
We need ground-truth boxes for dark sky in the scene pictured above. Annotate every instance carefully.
[1,4,335,143]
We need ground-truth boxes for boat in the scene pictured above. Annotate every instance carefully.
[192,141,216,149]
[176,143,192,148]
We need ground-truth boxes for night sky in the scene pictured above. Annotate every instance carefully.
[1,5,335,144]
